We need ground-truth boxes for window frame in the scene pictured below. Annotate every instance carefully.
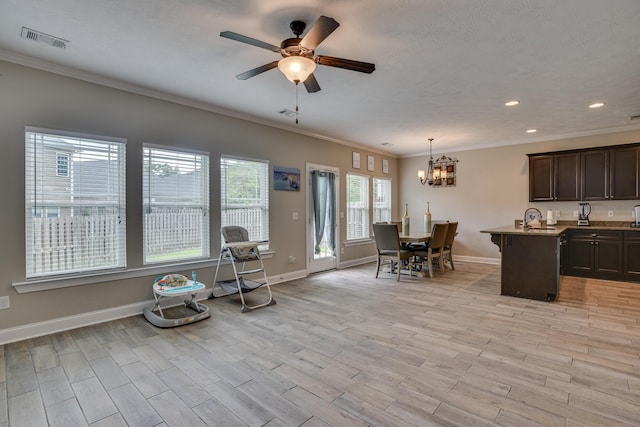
[346,172,370,241]
[373,177,392,224]
[220,155,270,248]
[142,144,210,265]
[24,126,127,279]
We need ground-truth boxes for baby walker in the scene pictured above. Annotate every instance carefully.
[143,272,210,327]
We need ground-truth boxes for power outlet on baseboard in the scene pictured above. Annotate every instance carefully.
[0,296,9,310]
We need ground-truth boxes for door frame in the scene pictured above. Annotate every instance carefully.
[306,163,340,273]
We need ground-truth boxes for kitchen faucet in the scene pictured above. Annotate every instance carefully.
[523,207,542,228]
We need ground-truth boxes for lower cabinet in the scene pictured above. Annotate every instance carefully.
[566,229,629,280]
[499,234,559,301]
[624,231,640,280]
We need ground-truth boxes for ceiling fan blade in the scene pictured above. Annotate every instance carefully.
[303,73,321,93]
[220,31,281,53]
[315,55,376,74]
[300,16,340,50]
[235,61,279,80]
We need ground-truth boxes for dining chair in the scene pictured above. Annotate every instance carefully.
[414,222,449,278]
[372,223,415,281]
[442,221,458,270]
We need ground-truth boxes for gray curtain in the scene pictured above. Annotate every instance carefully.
[311,170,336,255]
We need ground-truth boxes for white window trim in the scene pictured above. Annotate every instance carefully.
[345,172,371,242]
[220,154,270,247]
[25,126,127,279]
[142,143,210,265]
[12,251,275,294]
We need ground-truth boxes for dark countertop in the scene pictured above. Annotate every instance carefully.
[481,221,640,236]
[480,225,567,236]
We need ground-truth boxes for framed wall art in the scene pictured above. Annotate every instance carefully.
[273,166,300,191]
[352,151,361,169]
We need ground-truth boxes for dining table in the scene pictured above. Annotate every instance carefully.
[399,231,431,244]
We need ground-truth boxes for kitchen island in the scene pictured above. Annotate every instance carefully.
[481,225,567,302]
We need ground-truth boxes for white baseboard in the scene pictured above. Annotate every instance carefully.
[268,269,308,285]
[454,255,501,265]
[339,255,377,269]
[0,299,154,345]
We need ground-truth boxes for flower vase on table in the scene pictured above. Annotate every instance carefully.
[402,204,410,235]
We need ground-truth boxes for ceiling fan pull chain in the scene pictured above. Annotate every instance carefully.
[295,82,299,124]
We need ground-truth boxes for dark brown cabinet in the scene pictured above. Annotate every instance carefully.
[566,230,623,279]
[611,146,640,199]
[624,231,640,280]
[528,142,640,202]
[581,149,609,200]
[496,234,559,301]
[528,153,579,201]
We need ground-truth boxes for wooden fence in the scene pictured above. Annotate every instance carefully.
[28,206,267,275]
[144,208,206,259]
[29,215,122,276]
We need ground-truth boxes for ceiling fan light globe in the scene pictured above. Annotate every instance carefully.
[278,56,316,84]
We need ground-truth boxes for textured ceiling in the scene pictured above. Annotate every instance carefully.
[1,0,640,157]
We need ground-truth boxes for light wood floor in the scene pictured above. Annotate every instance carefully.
[1,261,640,426]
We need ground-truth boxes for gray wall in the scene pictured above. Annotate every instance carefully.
[0,60,397,329]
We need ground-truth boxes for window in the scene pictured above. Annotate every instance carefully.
[373,177,392,223]
[220,156,269,244]
[34,207,60,218]
[56,152,69,177]
[143,145,210,264]
[346,173,369,240]
[25,127,126,278]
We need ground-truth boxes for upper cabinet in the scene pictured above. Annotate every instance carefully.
[528,143,640,202]
[610,145,640,199]
[581,149,609,200]
[528,152,580,201]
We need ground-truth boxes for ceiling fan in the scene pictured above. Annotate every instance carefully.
[220,16,375,93]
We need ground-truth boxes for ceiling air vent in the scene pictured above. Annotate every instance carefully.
[20,27,68,49]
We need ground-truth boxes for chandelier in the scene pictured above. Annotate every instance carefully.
[418,138,459,187]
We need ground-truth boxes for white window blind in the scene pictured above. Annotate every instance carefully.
[220,156,269,244]
[346,173,370,240]
[373,177,392,223]
[143,145,210,264]
[25,127,126,278]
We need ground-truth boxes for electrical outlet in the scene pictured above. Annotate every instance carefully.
[608,210,614,217]
[555,210,561,218]
[573,210,579,217]
[288,256,295,264]
[0,296,9,310]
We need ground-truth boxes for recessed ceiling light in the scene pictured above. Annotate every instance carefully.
[589,102,605,109]
[526,129,537,133]
[505,100,520,106]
